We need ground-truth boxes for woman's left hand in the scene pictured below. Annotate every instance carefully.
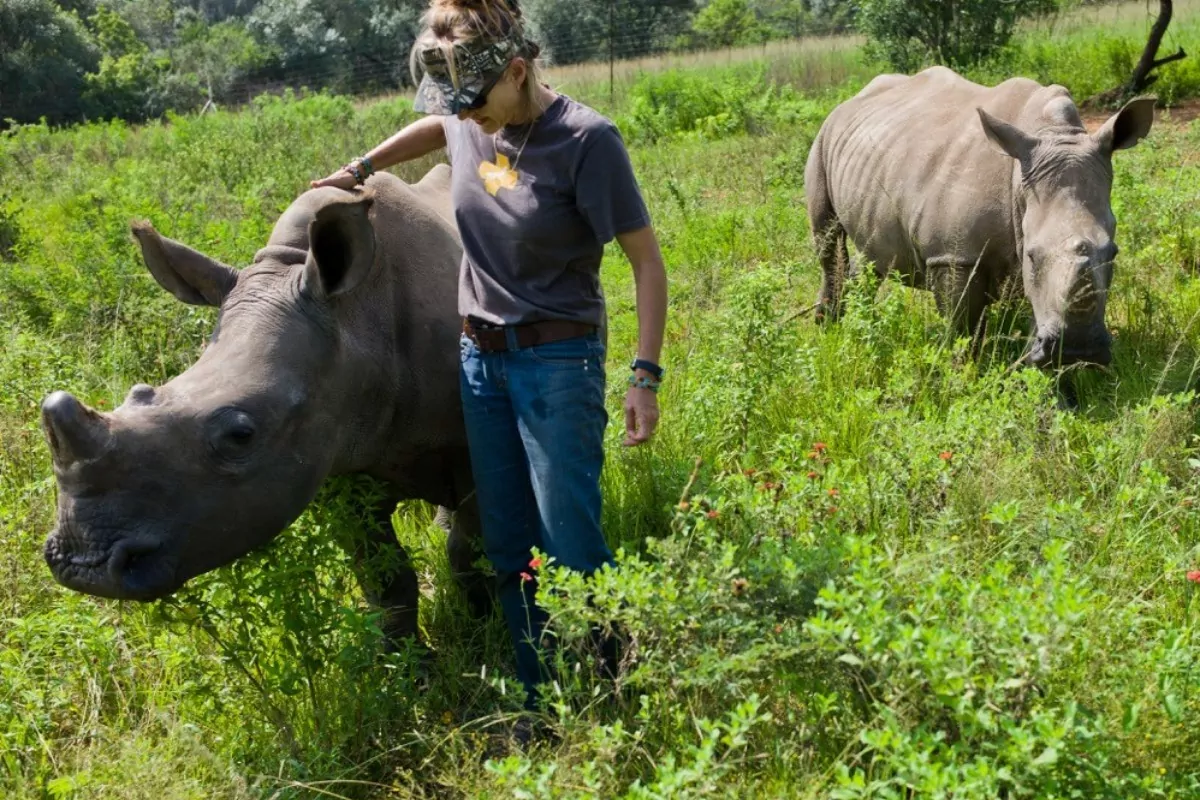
[623,383,660,447]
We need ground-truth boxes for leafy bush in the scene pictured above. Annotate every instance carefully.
[620,65,831,143]
[856,0,1062,72]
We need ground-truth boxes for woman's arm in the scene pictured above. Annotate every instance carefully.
[617,224,668,448]
[311,115,448,189]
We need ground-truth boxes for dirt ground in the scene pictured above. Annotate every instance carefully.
[1080,97,1200,132]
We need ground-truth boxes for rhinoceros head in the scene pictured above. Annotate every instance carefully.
[977,95,1155,368]
[41,191,384,601]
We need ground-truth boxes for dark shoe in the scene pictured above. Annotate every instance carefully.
[511,715,560,749]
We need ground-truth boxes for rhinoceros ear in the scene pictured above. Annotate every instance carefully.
[977,107,1039,163]
[303,193,377,299]
[130,221,239,307]
[1093,95,1156,155]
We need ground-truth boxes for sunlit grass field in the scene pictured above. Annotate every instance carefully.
[3,1,1200,797]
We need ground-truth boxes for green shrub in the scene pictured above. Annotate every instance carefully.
[857,0,1062,72]
[619,65,831,143]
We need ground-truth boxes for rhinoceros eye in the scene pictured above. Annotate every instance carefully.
[208,408,258,462]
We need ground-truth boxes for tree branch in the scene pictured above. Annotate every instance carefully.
[1150,47,1187,71]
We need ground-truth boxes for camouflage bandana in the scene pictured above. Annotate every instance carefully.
[413,36,524,116]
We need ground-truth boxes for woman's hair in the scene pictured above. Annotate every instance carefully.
[409,0,547,115]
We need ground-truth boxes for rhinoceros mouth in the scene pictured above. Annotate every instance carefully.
[44,527,179,601]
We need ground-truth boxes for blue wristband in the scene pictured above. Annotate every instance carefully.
[630,358,664,380]
[628,374,660,392]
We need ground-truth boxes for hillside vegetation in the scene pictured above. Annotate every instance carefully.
[2,2,1200,797]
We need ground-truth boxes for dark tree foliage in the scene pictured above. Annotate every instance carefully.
[2,0,865,128]
[0,0,99,126]
[856,0,1061,73]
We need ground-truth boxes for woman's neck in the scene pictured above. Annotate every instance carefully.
[509,84,558,126]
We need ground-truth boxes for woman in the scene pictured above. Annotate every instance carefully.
[312,0,668,719]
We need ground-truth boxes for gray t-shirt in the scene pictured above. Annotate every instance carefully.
[442,94,652,327]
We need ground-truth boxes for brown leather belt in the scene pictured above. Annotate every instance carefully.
[463,317,597,353]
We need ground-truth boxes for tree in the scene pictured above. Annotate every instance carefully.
[248,0,425,91]
[856,0,1060,73]
[81,5,181,121]
[608,0,697,59]
[173,19,265,108]
[692,0,770,48]
[0,0,99,126]
[1086,0,1186,106]
[524,0,604,65]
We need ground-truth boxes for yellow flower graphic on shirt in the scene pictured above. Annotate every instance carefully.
[478,154,520,196]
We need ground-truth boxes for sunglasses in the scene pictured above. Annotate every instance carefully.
[463,63,511,112]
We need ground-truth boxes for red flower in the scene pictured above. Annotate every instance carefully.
[826,506,839,515]
[529,556,543,569]
[520,572,533,583]
[706,510,720,520]
[807,471,819,480]
[939,451,954,462]
[813,442,828,452]
[1187,570,1200,584]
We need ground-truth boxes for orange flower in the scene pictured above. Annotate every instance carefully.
[706,510,720,520]
[1187,570,1200,584]
[520,572,533,582]
[827,488,840,498]
[743,468,758,477]
[773,624,784,634]
[826,506,838,515]
[678,501,690,511]
[813,442,828,452]
[807,471,819,480]
[529,556,543,569]
[939,451,954,462]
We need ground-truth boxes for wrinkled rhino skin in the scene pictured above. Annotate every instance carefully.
[41,165,491,646]
[805,66,1156,367]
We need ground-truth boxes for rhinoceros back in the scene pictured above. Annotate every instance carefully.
[808,66,1058,284]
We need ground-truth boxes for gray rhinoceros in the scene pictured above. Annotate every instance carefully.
[40,164,490,645]
[805,66,1155,367]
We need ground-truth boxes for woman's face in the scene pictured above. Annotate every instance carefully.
[458,59,527,133]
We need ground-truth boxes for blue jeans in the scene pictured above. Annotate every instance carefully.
[459,329,614,708]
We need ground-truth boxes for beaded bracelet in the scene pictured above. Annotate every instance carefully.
[358,155,375,176]
[344,162,365,185]
[628,374,661,393]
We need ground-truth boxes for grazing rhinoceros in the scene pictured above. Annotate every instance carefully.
[40,164,490,646]
[805,66,1155,368]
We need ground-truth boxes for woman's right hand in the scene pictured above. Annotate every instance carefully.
[310,169,359,190]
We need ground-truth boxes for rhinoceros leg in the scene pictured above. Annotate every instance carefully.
[437,494,495,620]
[345,491,423,652]
[928,258,990,355]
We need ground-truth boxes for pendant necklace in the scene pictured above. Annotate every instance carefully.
[479,115,537,196]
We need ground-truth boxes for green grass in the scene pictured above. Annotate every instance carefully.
[4,2,1200,797]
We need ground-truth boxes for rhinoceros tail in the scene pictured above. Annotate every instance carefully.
[804,129,849,322]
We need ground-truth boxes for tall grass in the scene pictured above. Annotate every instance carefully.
[3,2,1200,797]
